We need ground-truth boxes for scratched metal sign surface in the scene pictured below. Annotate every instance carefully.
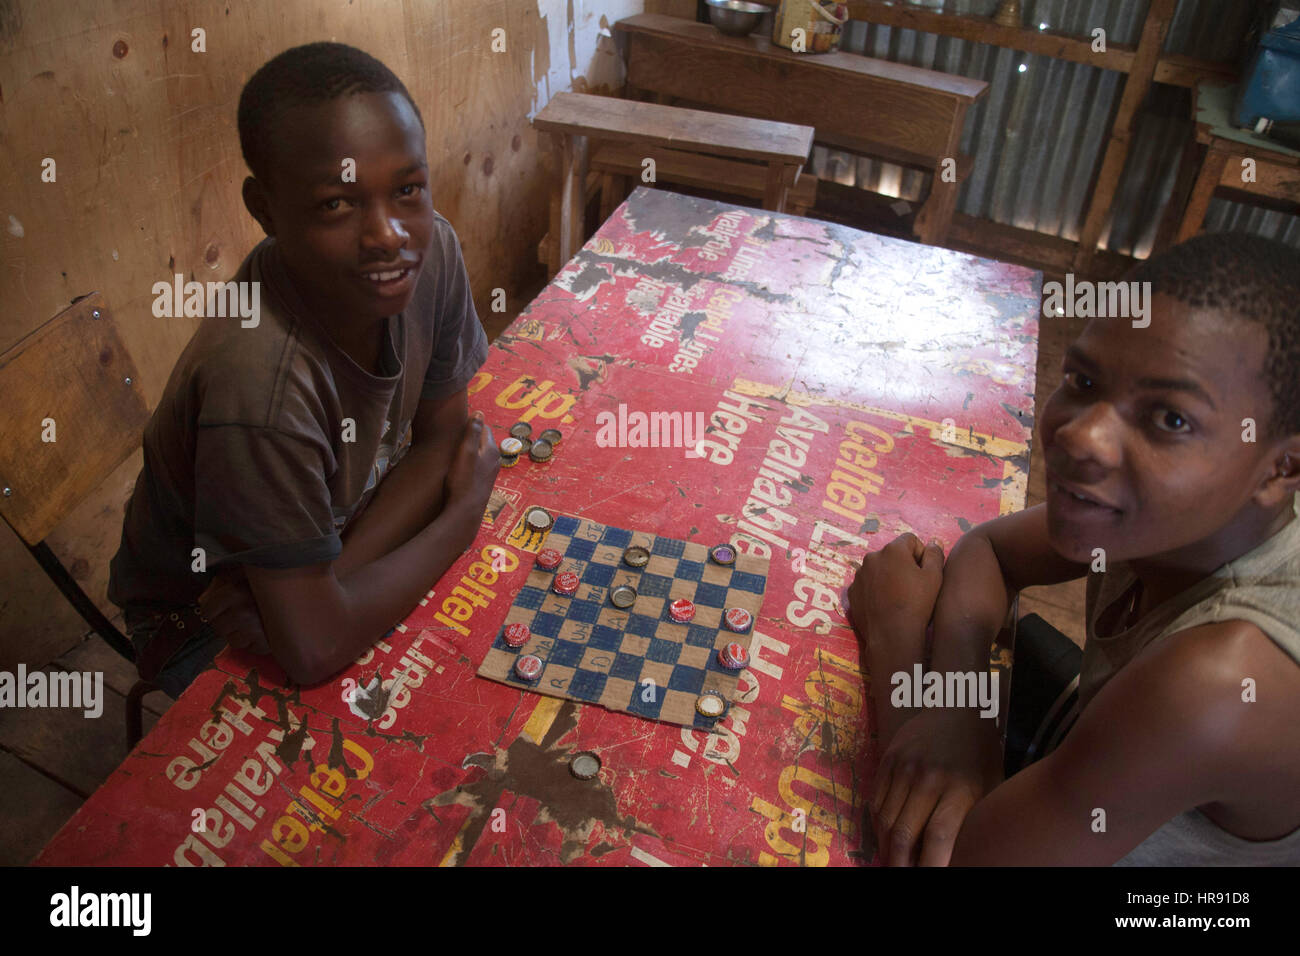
[37,187,1040,867]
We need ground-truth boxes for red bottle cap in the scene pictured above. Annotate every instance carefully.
[553,571,580,595]
[717,641,750,670]
[504,623,530,647]
[723,607,753,633]
[536,548,563,570]
[668,598,696,623]
[514,654,544,681]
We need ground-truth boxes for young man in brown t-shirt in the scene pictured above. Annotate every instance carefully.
[108,42,500,695]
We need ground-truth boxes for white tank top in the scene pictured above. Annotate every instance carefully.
[1080,502,1300,866]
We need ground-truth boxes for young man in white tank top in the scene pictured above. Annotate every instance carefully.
[850,233,1300,865]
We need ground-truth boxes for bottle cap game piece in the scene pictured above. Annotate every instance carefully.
[528,438,554,463]
[509,422,532,440]
[668,598,696,623]
[517,436,533,456]
[500,453,519,468]
[514,654,543,681]
[723,607,753,633]
[709,544,737,566]
[609,584,638,609]
[536,547,564,570]
[717,641,750,670]
[539,428,562,445]
[622,545,650,568]
[499,436,523,456]
[552,571,580,595]
[503,622,531,648]
[569,752,601,780]
[526,507,554,533]
[695,690,728,719]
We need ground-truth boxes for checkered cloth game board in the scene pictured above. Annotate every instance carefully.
[478,515,769,728]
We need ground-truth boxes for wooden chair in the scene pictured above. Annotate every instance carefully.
[533,92,815,276]
[0,292,155,748]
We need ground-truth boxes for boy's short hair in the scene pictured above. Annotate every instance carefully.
[1130,233,1300,438]
[237,42,424,188]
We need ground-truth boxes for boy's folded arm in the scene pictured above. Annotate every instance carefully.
[867,507,1100,864]
[244,492,482,685]
[240,408,498,685]
[331,389,468,579]
[930,504,1089,675]
[948,619,1291,865]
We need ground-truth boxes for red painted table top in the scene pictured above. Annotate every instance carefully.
[37,187,1040,867]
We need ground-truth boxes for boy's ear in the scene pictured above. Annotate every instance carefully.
[1256,441,1300,508]
[241,176,275,237]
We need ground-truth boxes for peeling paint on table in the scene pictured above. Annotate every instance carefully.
[36,187,1040,867]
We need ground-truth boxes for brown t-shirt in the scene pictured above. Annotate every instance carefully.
[108,213,489,610]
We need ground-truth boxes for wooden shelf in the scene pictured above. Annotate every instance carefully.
[844,1,1236,89]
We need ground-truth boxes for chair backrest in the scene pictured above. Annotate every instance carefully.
[0,292,149,545]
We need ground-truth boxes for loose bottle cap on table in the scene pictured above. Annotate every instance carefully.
[622,545,651,568]
[536,547,564,570]
[509,422,532,439]
[695,690,728,718]
[552,571,580,595]
[539,428,562,445]
[723,606,753,633]
[709,544,737,566]
[668,598,696,623]
[717,641,750,670]
[504,622,531,648]
[569,751,601,780]
[609,584,638,609]
[529,438,554,463]
[526,508,554,533]
[514,654,544,681]
[499,436,524,457]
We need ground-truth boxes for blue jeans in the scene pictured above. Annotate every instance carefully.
[123,606,226,698]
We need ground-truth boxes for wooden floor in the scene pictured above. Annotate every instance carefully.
[0,238,1087,867]
[0,622,172,865]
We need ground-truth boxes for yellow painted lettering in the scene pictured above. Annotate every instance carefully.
[342,738,374,780]
[272,815,309,854]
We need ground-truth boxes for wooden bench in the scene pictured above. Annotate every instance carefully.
[589,141,819,222]
[532,91,815,276]
[615,13,989,247]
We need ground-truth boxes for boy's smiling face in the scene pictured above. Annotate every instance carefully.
[1040,293,1291,566]
[243,91,432,327]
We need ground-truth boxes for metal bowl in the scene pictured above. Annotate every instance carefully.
[706,0,769,37]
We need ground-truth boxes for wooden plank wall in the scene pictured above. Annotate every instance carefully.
[0,0,669,669]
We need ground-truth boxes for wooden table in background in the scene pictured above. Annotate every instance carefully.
[1175,81,1300,243]
[37,187,1039,868]
[615,13,988,246]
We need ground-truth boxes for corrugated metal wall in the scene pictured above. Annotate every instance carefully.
[814,0,1300,256]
